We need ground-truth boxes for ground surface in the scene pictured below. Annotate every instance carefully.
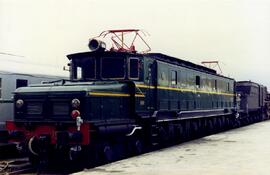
[75,120,270,175]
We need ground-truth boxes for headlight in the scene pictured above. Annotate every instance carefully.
[16,99,24,109]
[71,98,80,108]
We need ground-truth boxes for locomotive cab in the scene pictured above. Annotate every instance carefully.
[67,51,143,82]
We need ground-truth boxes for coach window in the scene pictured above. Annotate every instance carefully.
[16,79,28,88]
[171,70,177,85]
[227,82,230,92]
[129,58,139,80]
[196,76,200,88]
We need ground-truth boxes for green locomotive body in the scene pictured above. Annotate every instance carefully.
[5,50,237,166]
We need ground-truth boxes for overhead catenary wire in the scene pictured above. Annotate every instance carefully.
[0,52,24,58]
[0,51,64,68]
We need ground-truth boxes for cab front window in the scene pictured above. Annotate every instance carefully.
[101,57,125,79]
[72,58,96,80]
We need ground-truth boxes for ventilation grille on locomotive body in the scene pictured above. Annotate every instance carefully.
[23,98,71,118]
[52,102,70,116]
[26,102,43,115]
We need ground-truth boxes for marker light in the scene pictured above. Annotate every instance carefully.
[16,99,24,109]
[71,110,80,119]
[71,98,80,108]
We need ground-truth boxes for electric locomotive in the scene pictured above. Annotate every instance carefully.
[236,81,270,124]
[3,30,238,166]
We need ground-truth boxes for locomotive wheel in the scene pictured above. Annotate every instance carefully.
[214,118,219,132]
[114,142,126,160]
[248,117,252,124]
[255,115,259,122]
[81,145,99,168]
[235,119,241,128]
[245,118,249,125]
[159,126,168,146]
[191,121,198,138]
[258,115,262,121]
[184,121,191,140]
[251,116,255,123]
[206,119,213,135]
[240,118,245,126]
[250,116,255,124]
[103,141,128,163]
[246,117,251,124]
[225,118,231,129]
[201,119,207,137]
[125,134,145,157]
[255,115,260,122]
[197,119,204,137]
[178,124,184,142]
[216,118,222,132]
[221,117,225,131]
[103,145,113,163]
[134,139,143,154]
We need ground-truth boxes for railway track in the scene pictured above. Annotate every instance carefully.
[0,157,85,174]
[0,117,265,174]
[0,158,34,174]
[0,143,35,174]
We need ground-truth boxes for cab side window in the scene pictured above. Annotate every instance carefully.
[129,58,139,79]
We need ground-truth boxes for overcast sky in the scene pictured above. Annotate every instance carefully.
[1,0,270,87]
